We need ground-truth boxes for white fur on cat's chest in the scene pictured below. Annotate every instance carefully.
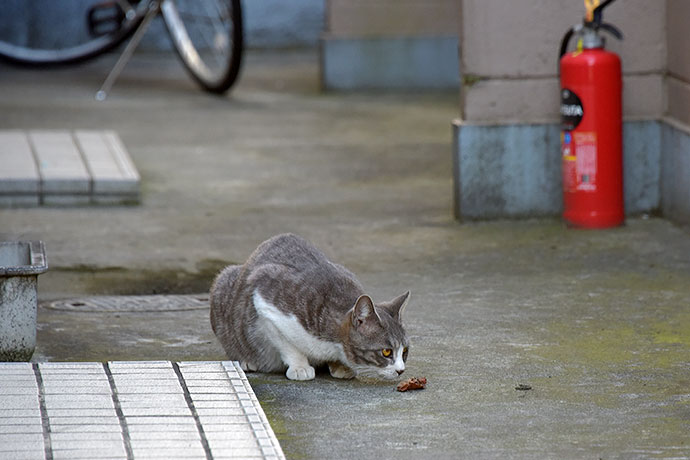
[253,290,346,365]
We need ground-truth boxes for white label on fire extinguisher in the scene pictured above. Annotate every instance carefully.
[574,132,597,191]
[562,131,597,193]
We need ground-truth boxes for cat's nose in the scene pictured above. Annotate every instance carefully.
[396,369,404,376]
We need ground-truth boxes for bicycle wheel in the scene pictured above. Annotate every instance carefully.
[0,2,144,66]
[161,0,243,94]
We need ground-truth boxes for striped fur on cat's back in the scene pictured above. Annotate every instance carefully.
[210,233,411,381]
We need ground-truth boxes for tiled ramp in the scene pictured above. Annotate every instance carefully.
[0,361,285,460]
[0,130,140,206]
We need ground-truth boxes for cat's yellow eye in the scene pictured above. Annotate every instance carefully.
[382,348,392,358]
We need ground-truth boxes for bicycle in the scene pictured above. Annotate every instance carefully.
[0,0,243,100]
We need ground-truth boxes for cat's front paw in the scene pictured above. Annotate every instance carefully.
[286,365,315,381]
[328,362,355,379]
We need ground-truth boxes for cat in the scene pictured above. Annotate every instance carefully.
[210,233,410,381]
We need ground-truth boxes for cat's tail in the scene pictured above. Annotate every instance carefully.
[209,264,243,335]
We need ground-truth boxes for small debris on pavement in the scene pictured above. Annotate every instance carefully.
[397,377,427,392]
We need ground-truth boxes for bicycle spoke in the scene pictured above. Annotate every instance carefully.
[161,0,243,93]
[177,11,230,23]
[177,1,230,67]
[199,2,229,63]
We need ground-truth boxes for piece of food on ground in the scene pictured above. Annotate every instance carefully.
[396,377,427,392]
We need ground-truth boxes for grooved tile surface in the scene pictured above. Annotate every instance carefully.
[0,361,285,460]
[0,130,140,206]
[0,131,39,194]
[29,131,91,195]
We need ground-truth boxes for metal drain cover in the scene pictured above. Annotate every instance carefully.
[42,294,210,312]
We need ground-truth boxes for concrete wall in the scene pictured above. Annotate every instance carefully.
[327,0,458,37]
[460,0,665,123]
[321,0,461,89]
[452,120,662,220]
[453,0,690,225]
[0,0,325,50]
[243,0,324,49]
[661,0,690,225]
[666,0,690,127]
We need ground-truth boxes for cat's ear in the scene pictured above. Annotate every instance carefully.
[351,295,381,329]
[386,291,410,322]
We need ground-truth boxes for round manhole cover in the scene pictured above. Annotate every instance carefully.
[42,294,210,312]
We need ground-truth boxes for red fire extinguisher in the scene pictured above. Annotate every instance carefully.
[559,0,624,228]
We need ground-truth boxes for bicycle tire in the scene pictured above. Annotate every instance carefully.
[161,0,243,94]
[0,14,143,66]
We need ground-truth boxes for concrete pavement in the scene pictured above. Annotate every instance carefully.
[1,50,689,459]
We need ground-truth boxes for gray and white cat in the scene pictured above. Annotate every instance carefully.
[210,233,410,381]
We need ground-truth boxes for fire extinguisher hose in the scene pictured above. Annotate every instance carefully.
[559,27,576,60]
